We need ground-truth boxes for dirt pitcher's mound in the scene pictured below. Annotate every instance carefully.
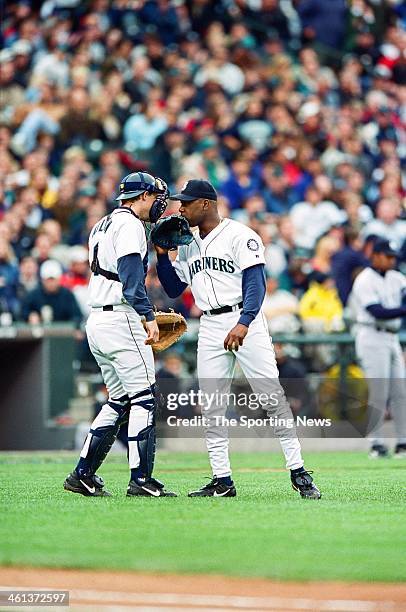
[0,567,405,611]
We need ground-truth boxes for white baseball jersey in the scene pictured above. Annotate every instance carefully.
[351,267,406,330]
[88,208,147,308]
[172,218,265,311]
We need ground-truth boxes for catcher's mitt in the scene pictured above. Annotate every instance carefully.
[144,310,187,352]
[150,214,194,250]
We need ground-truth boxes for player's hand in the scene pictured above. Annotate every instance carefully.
[154,245,169,256]
[145,318,159,345]
[224,324,248,351]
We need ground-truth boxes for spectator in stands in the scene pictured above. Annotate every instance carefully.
[11,39,32,88]
[342,192,373,232]
[311,235,341,275]
[182,136,228,189]
[31,232,53,266]
[232,194,268,227]
[194,43,245,96]
[60,245,90,317]
[11,79,64,156]
[0,51,25,123]
[16,255,38,310]
[0,237,19,317]
[290,185,345,251]
[151,127,188,186]
[21,259,82,326]
[262,164,298,214]
[263,275,300,335]
[331,228,369,306]
[261,225,290,284]
[296,0,348,62]
[299,271,344,333]
[219,151,261,210]
[362,198,406,250]
[58,88,103,150]
[123,100,168,155]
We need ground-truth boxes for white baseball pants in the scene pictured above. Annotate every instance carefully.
[355,327,406,444]
[197,309,304,477]
[85,309,155,469]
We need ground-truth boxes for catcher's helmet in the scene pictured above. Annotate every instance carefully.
[116,172,168,222]
[116,172,166,201]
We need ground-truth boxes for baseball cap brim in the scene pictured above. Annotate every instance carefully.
[169,193,198,201]
[381,247,397,257]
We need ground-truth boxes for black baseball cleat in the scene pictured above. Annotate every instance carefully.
[127,476,177,497]
[188,477,237,497]
[291,470,321,499]
[394,443,406,458]
[64,471,112,497]
[369,444,389,458]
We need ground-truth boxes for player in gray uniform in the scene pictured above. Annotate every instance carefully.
[351,238,406,457]
[64,172,177,497]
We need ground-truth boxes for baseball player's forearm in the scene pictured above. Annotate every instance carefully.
[366,303,406,320]
[117,253,155,321]
[238,264,266,327]
[156,253,188,298]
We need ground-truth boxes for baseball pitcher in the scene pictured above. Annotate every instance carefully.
[155,179,321,499]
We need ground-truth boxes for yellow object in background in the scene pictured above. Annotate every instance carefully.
[299,281,344,332]
[318,363,368,421]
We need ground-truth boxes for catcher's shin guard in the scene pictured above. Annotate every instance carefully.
[128,386,157,478]
[86,424,119,475]
[80,396,130,475]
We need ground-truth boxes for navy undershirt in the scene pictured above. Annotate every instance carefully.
[117,253,154,321]
[366,303,406,320]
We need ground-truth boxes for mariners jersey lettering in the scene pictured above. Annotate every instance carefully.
[351,267,406,330]
[172,218,265,311]
[88,208,147,308]
[189,257,235,279]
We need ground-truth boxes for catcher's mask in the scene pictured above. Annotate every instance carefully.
[116,172,168,223]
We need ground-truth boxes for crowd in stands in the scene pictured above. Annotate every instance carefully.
[0,0,405,352]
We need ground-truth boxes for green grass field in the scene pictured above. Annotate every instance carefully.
[0,451,405,582]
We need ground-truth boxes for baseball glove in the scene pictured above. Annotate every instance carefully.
[145,310,187,352]
[150,215,194,250]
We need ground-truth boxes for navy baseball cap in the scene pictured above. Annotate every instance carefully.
[170,179,217,202]
[372,238,398,256]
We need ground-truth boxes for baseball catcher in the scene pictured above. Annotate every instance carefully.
[64,172,178,498]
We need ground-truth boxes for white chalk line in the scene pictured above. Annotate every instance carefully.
[0,585,401,611]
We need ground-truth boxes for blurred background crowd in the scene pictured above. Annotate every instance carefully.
[0,0,405,373]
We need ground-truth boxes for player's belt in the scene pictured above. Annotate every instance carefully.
[357,321,398,334]
[203,301,243,316]
[374,325,397,334]
[91,304,133,312]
